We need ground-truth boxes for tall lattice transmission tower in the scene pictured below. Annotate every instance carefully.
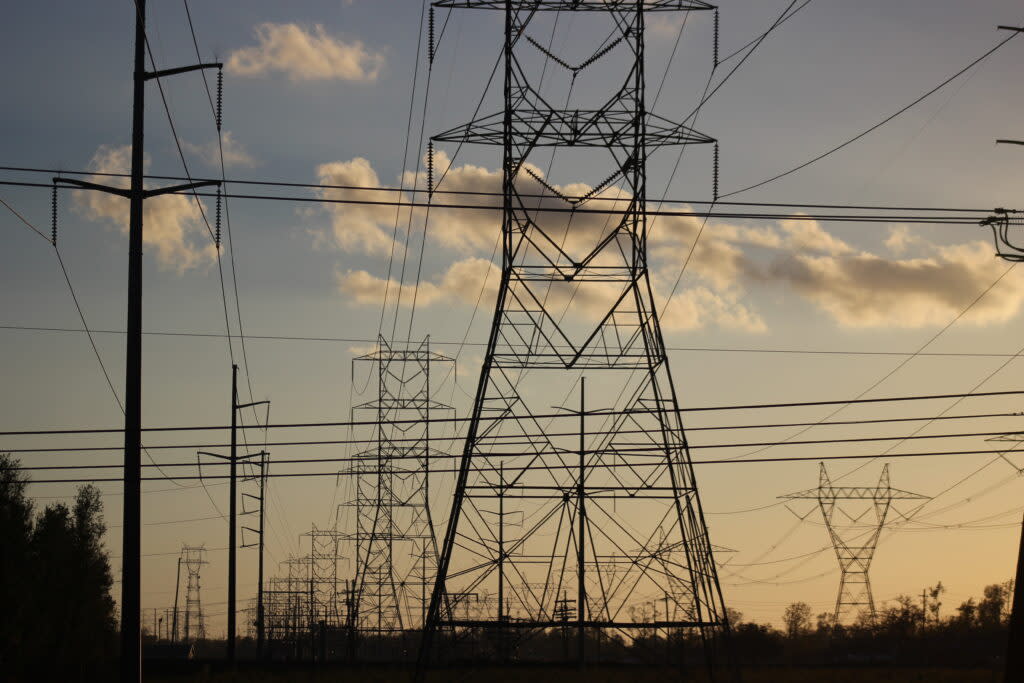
[181,545,208,642]
[346,336,454,642]
[420,0,732,674]
[781,464,928,625]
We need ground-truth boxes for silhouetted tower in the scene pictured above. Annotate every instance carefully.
[306,524,345,628]
[346,336,454,637]
[781,464,927,625]
[420,1,731,675]
[181,545,208,642]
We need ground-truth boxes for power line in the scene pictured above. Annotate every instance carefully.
[3,388,1021,436]
[9,323,1024,359]
[721,27,1023,197]
[0,166,995,213]
[0,179,1000,224]
[17,446,1024,485]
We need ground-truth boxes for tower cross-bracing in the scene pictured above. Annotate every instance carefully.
[420,0,733,676]
[346,336,454,644]
[781,464,928,625]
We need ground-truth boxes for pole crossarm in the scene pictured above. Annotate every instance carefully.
[53,176,221,199]
[144,62,222,81]
[434,1,715,10]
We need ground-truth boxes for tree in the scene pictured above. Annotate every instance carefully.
[927,581,945,625]
[0,454,116,680]
[782,602,812,638]
[955,598,977,627]
[0,453,33,669]
[978,582,1011,628]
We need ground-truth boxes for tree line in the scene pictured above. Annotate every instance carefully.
[730,580,1014,668]
[0,453,117,680]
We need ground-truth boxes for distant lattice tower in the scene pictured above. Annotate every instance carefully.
[181,545,208,642]
[781,464,928,625]
[306,524,346,628]
[344,336,454,636]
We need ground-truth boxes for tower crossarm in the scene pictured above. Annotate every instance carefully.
[434,110,714,148]
[780,486,928,500]
[434,0,715,11]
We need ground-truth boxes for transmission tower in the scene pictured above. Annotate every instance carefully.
[306,524,346,629]
[420,1,732,675]
[181,545,208,642]
[345,336,454,642]
[781,464,928,625]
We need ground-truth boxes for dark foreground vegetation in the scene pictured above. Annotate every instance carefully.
[0,454,1014,681]
[0,453,118,681]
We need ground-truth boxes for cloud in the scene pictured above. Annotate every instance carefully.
[315,157,400,255]
[761,241,1024,328]
[73,145,216,273]
[227,23,385,82]
[182,131,257,169]
[337,257,500,309]
[317,154,1024,332]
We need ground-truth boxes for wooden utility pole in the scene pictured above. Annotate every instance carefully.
[52,4,220,679]
[195,368,266,667]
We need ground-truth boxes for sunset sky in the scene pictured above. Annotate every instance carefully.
[3,0,1024,634]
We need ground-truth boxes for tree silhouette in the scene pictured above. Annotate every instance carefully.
[0,455,116,680]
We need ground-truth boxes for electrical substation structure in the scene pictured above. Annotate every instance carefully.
[345,336,454,659]
[781,464,928,626]
[419,1,734,677]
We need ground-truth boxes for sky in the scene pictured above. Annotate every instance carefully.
[2,0,1024,635]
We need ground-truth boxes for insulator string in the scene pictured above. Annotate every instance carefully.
[429,6,436,66]
[713,142,720,202]
[215,188,222,248]
[50,181,58,246]
[215,67,223,132]
[427,141,435,198]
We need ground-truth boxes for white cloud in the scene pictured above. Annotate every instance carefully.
[182,131,257,169]
[315,157,401,255]
[761,241,1024,328]
[317,154,1024,332]
[73,145,216,273]
[227,23,385,82]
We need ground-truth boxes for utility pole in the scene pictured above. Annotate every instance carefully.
[52,4,220,680]
[241,448,270,658]
[577,377,586,671]
[172,555,182,642]
[229,364,238,663]
[198,365,268,665]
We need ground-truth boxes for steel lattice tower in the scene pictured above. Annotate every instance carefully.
[420,0,732,674]
[181,545,208,642]
[781,464,928,625]
[346,336,454,638]
[307,524,346,628]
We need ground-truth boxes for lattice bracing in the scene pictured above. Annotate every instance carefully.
[781,464,928,625]
[345,337,455,640]
[420,2,732,676]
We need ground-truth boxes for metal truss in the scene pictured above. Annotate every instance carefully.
[306,524,346,628]
[781,464,928,625]
[345,336,455,640]
[181,545,208,642]
[420,2,733,676]
[264,556,313,656]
